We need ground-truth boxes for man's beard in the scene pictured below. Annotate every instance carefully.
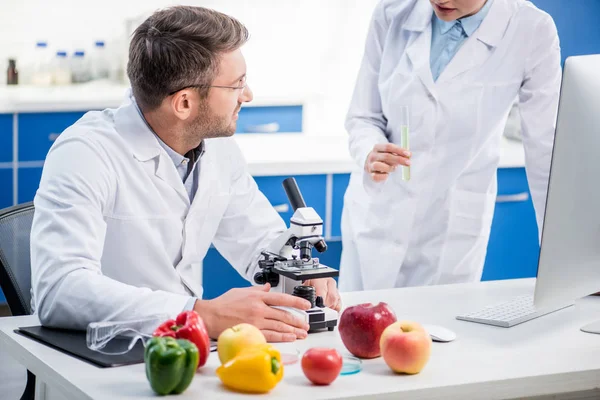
[186,100,237,140]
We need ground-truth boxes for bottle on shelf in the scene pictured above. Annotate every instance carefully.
[90,41,110,80]
[30,41,53,86]
[52,51,71,85]
[7,59,18,85]
[71,50,91,83]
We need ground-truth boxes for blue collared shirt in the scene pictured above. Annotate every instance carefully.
[430,0,493,81]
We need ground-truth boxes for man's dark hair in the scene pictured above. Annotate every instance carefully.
[127,6,249,111]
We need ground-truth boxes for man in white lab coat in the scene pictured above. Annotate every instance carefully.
[339,0,561,291]
[30,6,340,342]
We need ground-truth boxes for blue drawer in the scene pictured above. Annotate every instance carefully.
[18,112,86,161]
[482,168,540,281]
[18,167,43,204]
[0,114,12,163]
[255,175,327,232]
[237,106,302,133]
[331,174,351,238]
[0,168,13,209]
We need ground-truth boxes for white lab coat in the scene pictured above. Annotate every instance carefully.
[339,0,561,291]
[31,93,286,329]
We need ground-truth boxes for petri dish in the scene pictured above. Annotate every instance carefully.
[281,348,300,365]
[340,355,362,375]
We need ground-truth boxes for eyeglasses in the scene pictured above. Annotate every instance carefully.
[168,76,247,96]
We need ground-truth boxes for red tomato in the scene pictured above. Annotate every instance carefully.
[301,348,343,385]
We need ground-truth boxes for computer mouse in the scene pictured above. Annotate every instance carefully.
[422,324,456,342]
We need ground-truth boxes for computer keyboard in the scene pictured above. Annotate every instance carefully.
[456,294,574,328]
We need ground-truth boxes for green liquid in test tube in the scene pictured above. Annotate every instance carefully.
[400,106,410,181]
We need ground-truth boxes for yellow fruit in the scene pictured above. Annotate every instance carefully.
[217,323,266,364]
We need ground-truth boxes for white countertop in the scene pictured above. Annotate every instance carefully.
[2,278,600,400]
[0,81,309,113]
[236,134,526,176]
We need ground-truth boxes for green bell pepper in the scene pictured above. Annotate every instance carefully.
[144,336,199,395]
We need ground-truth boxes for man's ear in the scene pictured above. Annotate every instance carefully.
[170,90,194,121]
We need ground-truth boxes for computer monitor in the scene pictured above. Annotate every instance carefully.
[534,54,600,315]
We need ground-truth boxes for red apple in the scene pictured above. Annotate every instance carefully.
[338,302,397,359]
[380,321,431,374]
[301,348,343,385]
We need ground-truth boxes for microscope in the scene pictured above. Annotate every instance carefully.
[254,177,339,332]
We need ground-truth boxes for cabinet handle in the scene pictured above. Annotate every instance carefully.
[48,133,60,142]
[244,122,280,133]
[273,203,290,213]
[496,192,529,203]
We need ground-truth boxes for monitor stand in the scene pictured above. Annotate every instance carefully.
[581,320,600,334]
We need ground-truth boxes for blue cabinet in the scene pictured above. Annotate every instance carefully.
[331,174,351,238]
[202,249,250,300]
[0,169,12,210]
[18,167,43,204]
[254,175,327,233]
[18,112,86,162]
[482,168,540,281]
[237,106,302,133]
[0,114,12,163]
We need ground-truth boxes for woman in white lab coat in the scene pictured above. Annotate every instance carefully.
[339,0,561,291]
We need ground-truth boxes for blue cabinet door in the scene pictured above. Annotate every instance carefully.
[482,168,540,281]
[237,106,302,133]
[18,112,86,162]
[255,175,327,233]
[0,168,13,210]
[0,114,12,163]
[203,248,251,300]
[331,174,351,238]
[18,167,43,204]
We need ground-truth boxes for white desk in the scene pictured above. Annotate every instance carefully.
[2,279,600,400]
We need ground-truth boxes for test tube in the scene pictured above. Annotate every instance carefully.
[399,106,410,181]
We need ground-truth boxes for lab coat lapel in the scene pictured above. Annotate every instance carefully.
[437,0,512,83]
[114,94,190,206]
[154,154,190,206]
[404,2,436,96]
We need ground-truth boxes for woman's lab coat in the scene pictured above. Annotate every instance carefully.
[339,0,561,291]
[30,93,286,329]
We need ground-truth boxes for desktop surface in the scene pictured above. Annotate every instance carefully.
[1,279,600,400]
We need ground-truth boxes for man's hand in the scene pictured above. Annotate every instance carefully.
[303,278,342,312]
[193,284,311,342]
[365,143,411,182]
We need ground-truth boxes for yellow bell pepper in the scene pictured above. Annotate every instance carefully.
[216,344,284,393]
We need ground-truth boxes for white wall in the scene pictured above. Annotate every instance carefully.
[0,0,379,133]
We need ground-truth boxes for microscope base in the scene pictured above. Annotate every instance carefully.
[306,306,338,333]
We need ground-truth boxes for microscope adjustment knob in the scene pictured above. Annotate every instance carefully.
[315,295,325,308]
[254,272,267,285]
[254,271,280,287]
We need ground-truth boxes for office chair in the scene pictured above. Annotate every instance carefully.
[0,202,36,400]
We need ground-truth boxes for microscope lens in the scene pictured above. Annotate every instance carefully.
[299,243,312,261]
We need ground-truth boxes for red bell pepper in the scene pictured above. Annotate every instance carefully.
[153,310,211,368]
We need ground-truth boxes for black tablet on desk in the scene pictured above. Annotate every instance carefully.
[15,325,145,368]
